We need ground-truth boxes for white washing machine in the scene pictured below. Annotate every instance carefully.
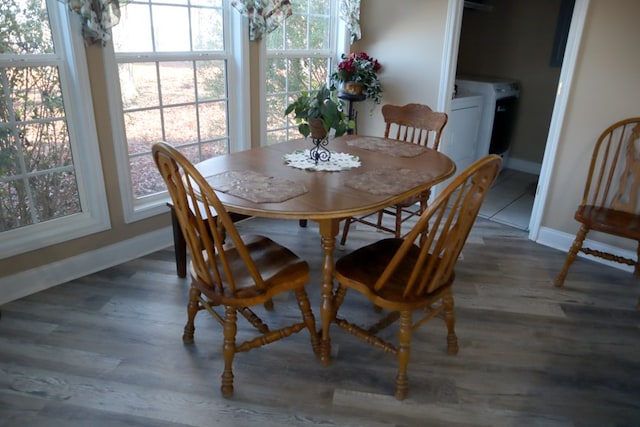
[455,76,520,165]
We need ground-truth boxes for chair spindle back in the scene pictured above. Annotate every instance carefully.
[152,142,266,295]
[584,118,640,214]
[374,155,502,297]
[382,103,448,150]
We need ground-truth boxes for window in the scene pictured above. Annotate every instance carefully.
[263,0,345,145]
[108,0,246,221]
[0,0,109,258]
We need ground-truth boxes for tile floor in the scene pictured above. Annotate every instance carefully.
[479,168,539,231]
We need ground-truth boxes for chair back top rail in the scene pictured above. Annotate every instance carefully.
[585,117,640,214]
[382,103,448,149]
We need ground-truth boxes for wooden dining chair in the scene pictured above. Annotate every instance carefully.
[152,142,320,397]
[554,117,640,309]
[333,154,502,400]
[340,103,448,246]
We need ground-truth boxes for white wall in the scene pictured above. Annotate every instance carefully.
[356,0,640,269]
[456,0,563,166]
[353,0,449,137]
[541,0,640,252]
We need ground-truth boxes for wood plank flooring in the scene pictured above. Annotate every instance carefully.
[1,217,639,426]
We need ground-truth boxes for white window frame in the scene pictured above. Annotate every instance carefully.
[0,0,110,258]
[260,0,349,145]
[105,2,250,223]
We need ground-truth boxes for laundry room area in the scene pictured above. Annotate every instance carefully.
[452,0,574,230]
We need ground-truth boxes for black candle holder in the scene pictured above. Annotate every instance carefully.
[309,137,331,165]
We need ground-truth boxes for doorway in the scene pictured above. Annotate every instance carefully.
[441,0,588,239]
[458,0,573,231]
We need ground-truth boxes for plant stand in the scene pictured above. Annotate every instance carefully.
[338,92,366,135]
[309,137,331,165]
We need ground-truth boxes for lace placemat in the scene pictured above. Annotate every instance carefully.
[346,136,427,157]
[205,170,307,203]
[283,150,361,171]
[344,168,435,195]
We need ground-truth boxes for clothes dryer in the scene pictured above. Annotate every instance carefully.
[455,76,520,165]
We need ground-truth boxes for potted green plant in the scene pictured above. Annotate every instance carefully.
[284,86,355,139]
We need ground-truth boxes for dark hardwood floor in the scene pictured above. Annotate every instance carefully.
[1,217,639,426]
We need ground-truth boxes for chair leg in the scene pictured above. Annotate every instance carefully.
[395,206,403,238]
[221,305,237,398]
[443,294,458,355]
[332,284,348,319]
[554,225,589,287]
[395,310,412,400]
[634,242,640,310]
[634,240,640,276]
[169,205,187,278]
[182,286,200,344]
[376,210,385,229]
[420,189,431,212]
[340,218,353,247]
[294,288,321,356]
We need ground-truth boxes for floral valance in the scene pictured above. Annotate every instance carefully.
[340,0,361,44]
[58,0,121,46]
[58,0,360,47]
[231,0,293,42]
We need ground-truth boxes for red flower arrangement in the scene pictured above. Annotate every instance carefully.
[330,52,383,104]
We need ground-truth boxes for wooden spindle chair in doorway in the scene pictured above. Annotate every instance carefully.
[554,117,640,309]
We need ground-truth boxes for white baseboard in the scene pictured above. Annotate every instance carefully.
[504,157,542,175]
[536,226,634,273]
[2,223,632,307]
[0,226,173,306]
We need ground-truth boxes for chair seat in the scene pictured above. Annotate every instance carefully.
[576,205,640,240]
[191,234,310,306]
[335,238,453,310]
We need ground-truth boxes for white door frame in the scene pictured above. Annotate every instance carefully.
[439,0,590,241]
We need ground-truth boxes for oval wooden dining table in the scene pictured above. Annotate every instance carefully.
[194,134,456,366]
